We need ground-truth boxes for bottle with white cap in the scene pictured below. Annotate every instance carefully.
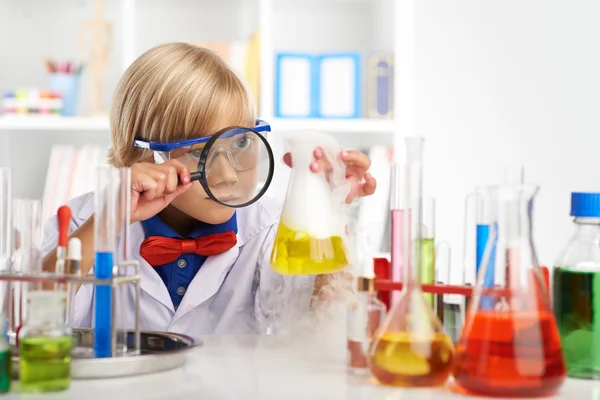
[18,290,72,392]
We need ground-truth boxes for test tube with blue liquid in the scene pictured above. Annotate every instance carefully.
[94,166,128,358]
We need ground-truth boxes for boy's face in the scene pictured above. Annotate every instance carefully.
[169,116,259,225]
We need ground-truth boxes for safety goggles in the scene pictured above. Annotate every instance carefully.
[133,120,274,208]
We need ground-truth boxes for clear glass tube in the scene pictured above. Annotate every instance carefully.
[0,169,10,334]
[421,197,435,306]
[390,163,406,304]
[114,167,131,356]
[94,166,129,358]
[8,199,42,346]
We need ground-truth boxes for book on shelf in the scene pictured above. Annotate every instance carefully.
[42,145,109,223]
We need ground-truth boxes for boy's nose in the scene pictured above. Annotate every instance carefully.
[207,151,238,186]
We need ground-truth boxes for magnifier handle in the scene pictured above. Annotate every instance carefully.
[179,172,202,185]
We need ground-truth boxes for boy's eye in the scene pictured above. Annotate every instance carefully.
[233,135,252,149]
[188,149,202,159]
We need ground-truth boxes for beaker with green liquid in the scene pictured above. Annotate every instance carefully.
[554,192,600,379]
[19,291,72,392]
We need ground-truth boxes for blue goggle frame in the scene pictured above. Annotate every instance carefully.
[133,119,271,152]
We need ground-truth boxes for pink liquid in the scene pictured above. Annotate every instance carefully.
[391,209,409,303]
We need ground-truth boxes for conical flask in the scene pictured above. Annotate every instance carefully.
[270,130,350,275]
[368,137,454,387]
[454,184,566,397]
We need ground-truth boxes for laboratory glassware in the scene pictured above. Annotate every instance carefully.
[8,199,43,347]
[421,197,435,307]
[270,130,350,275]
[454,184,566,397]
[368,137,454,387]
[94,166,130,358]
[0,314,10,393]
[19,291,71,392]
[390,163,406,304]
[0,169,10,331]
[347,226,386,374]
[553,192,600,379]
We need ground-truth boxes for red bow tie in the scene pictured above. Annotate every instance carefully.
[139,231,237,266]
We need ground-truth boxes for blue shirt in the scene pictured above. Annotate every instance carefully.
[141,213,238,308]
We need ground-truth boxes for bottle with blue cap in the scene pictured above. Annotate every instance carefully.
[553,192,600,379]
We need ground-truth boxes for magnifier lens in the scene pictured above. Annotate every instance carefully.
[202,127,273,207]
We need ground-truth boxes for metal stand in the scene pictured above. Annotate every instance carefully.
[1,260,198,379]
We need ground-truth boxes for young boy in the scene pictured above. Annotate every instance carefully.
[40,43,377,336]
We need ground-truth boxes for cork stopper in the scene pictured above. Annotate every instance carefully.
[356,276,375,293]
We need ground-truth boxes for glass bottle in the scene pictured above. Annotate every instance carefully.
[553,192,600,379]
[347,276,386,374]
[454,184,566,397]
[368,137,455,387]
[19,291,72,392]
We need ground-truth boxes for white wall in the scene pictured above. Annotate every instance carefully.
[417,0,600,279]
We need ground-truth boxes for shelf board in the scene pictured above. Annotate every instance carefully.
[270,118,395,134]
[0,116,109,131]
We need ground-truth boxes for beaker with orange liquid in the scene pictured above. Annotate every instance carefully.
[453,183,566,397]
[368,137,454,387]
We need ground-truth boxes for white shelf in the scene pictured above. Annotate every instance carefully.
[0,116,110,131]
[270,118,395,134]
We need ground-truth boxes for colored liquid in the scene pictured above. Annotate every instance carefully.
[553,266,600,378]
[369,332,454,387]
[19,336,72,392]
[390,209,404,304]
[454,311,566,397]
[476,224,496,310]
[270,221,348,275]
[420,238,435,307]
[94,251,113,358]
[0,349,10,393]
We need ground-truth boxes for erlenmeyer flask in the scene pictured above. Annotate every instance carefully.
[454,184,566,397]
[368,137,454,387]
[270,130,350,275]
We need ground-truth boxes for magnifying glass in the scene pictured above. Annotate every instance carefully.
[134,120,275,208]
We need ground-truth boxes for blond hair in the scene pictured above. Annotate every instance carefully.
[108,42,256,167]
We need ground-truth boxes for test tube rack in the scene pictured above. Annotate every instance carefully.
[0,260,197,379]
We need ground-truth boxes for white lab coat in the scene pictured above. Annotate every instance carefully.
[41,192,315,337]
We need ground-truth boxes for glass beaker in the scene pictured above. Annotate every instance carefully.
[19,291,71,392]
[8,199,43,347]
[454,184,566,397]
[368,137,454,387]
[270,130,350,275]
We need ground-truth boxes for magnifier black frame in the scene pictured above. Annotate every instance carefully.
[188,126,275,208]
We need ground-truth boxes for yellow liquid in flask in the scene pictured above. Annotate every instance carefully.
[369,332,454,387]
[270,221,348,275]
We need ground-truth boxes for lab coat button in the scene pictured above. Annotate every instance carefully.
[177,286,186,296]
[177,259,187,269]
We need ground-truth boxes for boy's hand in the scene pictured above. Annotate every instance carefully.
[283,149,377,203]
[130,161,192,223]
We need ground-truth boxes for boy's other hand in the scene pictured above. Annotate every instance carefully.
[130,161,192,223]
[283,149,377,203]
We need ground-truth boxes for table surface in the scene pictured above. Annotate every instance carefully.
[7,335,600,400]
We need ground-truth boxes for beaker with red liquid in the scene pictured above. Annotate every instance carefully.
[453,184,566,397]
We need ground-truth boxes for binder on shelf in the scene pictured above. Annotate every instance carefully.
[274,53,317,118]
[367,53,393,119]
[316,53,361,119]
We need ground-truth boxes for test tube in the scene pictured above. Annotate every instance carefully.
[403,136,423,291]
[7,199,42,345]
[421,197,435,306]
[113,167,132,356]
[389,163,406,304]
[460,192,482,325]
[0,169,10,322]
[94,166,128,358]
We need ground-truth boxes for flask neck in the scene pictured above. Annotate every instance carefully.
[572,217,600,237]
[496,188,537,241]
